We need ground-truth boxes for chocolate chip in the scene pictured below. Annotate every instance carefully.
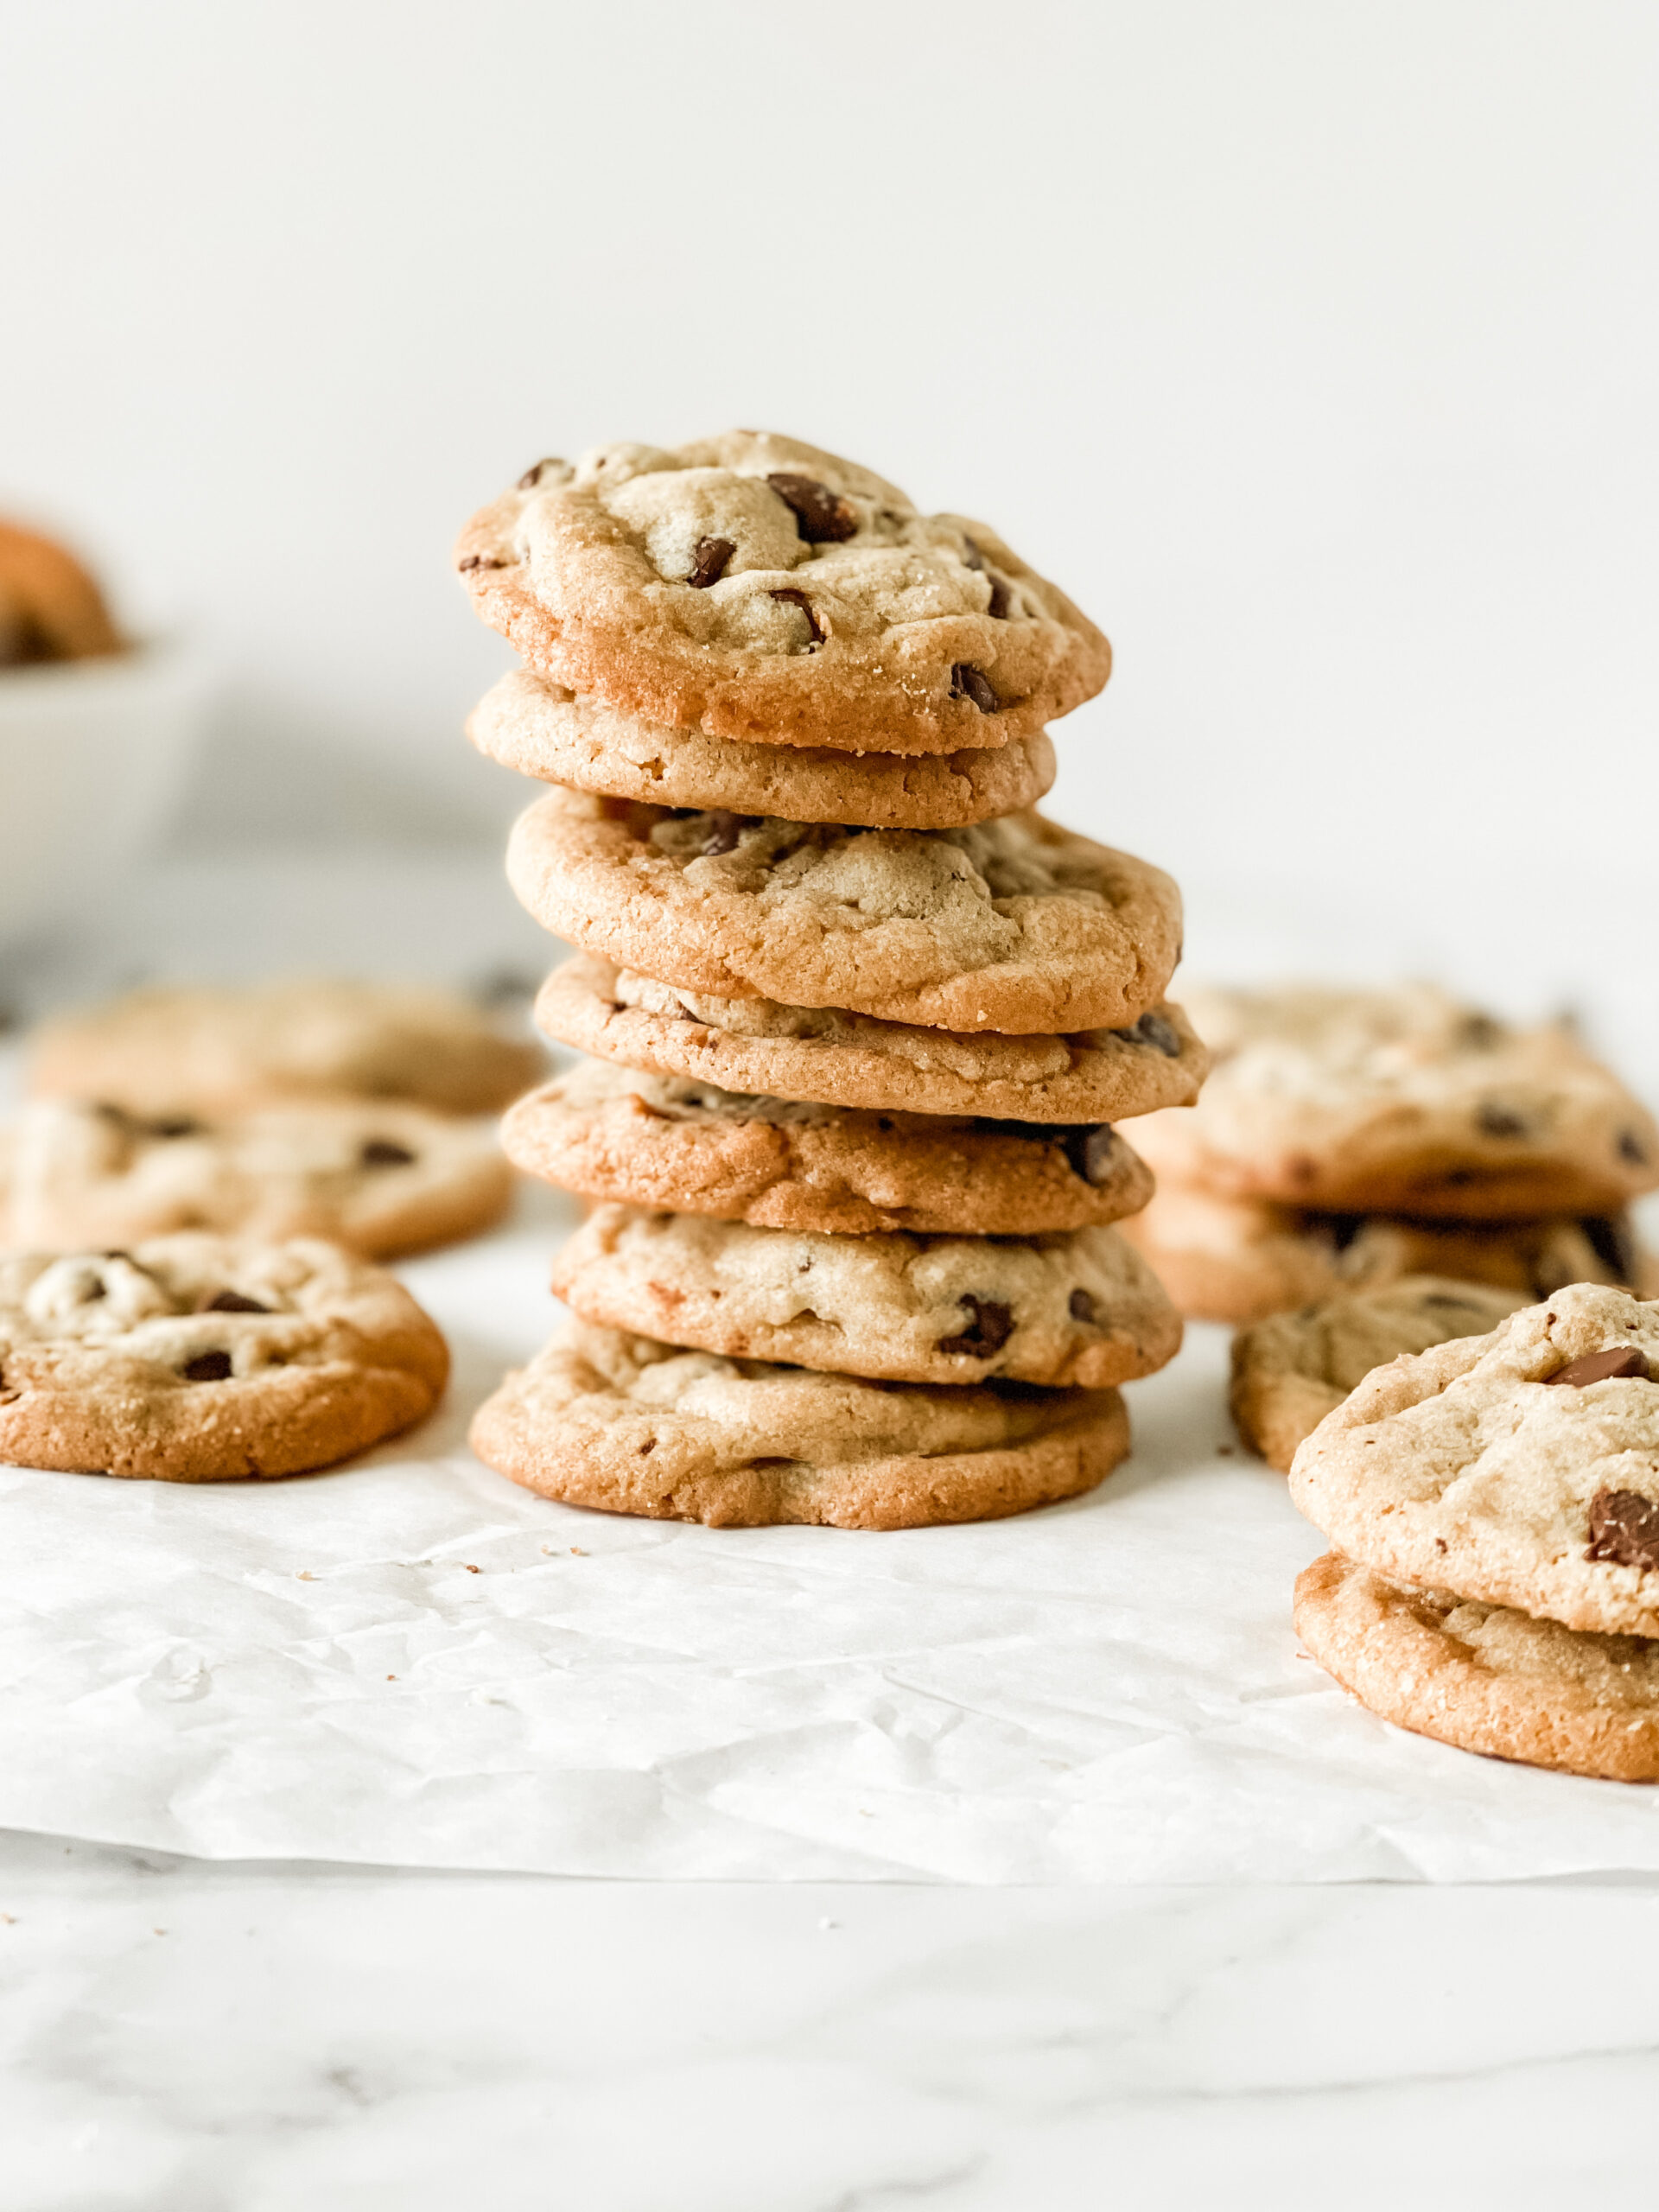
[1322,1213,1366,1254]
[1586,1486,1659,1570]
[765,472,857,543]
[1058,1124,1118,1185]
[360,1139,416,1167]
[181,1350,234,1383]
[986,575,1012,620]
[101,1249,135,1263]
[201,1289,271,1315]
[1544,1344,1649,1387]
[1109,1011,1182,1058]
[143,1116,203,1141]
[1581,1215,1638,1286]
[1068,1288,1100,1325]
[687,535,735,588]
[517,458,562,488]
[938,1296,1015,1358]
[699,811,753,856]
[949,664,997,713]
[457,553,508,572]
[960,537,986,571]
[1620,1128,1650,1166]
[1476,1102,1530,1138]
[768,588,823,644]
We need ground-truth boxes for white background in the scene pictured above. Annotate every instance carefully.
[4,1,1657,996]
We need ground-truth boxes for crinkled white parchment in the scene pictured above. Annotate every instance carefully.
[6,1194,1659,1882]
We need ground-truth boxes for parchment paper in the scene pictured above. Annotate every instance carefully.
[7,1192,1659,1882]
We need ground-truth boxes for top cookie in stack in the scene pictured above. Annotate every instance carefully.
[458,433,1208,1529]
[1121,983,1659,1322]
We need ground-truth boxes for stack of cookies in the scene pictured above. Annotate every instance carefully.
[454,431,1207,1528]
[1291,1281,1659,1782]
[1122,984,1659,1322]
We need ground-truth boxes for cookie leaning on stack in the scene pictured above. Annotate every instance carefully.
[1290,1284,1659,1780]
[458,431,1205,1528]
[1120,983,1659,1321]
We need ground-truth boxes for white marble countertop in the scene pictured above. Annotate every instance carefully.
[7,845,1659,2207]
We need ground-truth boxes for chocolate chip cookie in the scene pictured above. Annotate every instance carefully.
[0,518,124,665]
[1131,984,1659,1219]
[454,431,1111,753]
[506,792,1181,1035]
[29,978,545,1119]
[503,1059,1154,1236]
[1290,1282,1659,1637]
[550,1205,1181,1389]
[468,667,1058,828]
[535,957,1208,1123]
[470,1322,1130,1529]
[1230,1275,1526,1472]
[1295,1552,1659,1783]
[1120,1185,1651,1322]
[1,1097,512,1259]
[0,1235,448,1478]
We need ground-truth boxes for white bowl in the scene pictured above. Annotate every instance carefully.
[0,639,213,949]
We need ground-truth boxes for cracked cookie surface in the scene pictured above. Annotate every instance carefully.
[1130,984,1659,1219]
[507,792,1180,1034]
[0,1234,448,1478]
[535,957,1208,1122]
[468,667,1057,828]
[503,1059,1154,1236]
[470,1323,1130,1529]
[1290,1282,1659,1636]
[454,430,1110,752]
[550,1205,1181,1389]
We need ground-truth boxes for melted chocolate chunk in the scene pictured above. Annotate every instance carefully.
[960,537,986,571]
[1619,1128,1650,1167]
[181,1350,234,1383]
[1458,1013,1504,1050]
[1476,1102,1530,1138]
[457,554,508,573]
[517,458,562,489]
[1068,1288,1100,1325]
[1586,1486,1659,1570]
[765,472,857,543]
[1058,1124,1118,1185]
[949,664,997,713]
[1581,1215,1638,1286]
[768,588,823,644]
[360,1139,416,1168]
[143,1116,203,1141]
[1110,1011,1181,1058]
[201,1289,271,1315]
[937,1296,1014,1358]
[1319,1213,1366,1255]
[986,575,1012,620]
[1544,1344,1649,1387]
[699,811,753,856]
[687,535,735,588]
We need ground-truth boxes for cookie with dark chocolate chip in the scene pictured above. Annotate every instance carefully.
[503,1059,1154,1236]
[470,1322,1131,1529]
[534,957,1210,1123]
[506,791,1183,1034]
[1289,1281,1659,1637]
[1296,1551,1659,1783]
[0,1235,448,1479]
[1119,1184,1655,1322]
[467,667,1058,829]
[453,431,1111,753]
[1,1096,512,1260]
[549,1205,1182,1389]
[1130,983,1659,1220]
